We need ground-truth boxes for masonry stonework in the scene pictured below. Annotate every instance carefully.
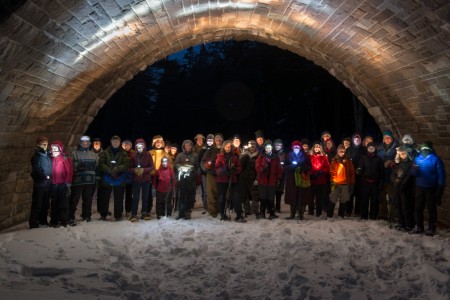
[0,0,449,229]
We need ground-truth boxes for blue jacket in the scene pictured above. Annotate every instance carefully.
[377,140,398,183]
[411,152,446,188]
[30,147,52,188]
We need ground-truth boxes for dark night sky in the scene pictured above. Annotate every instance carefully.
[86,41,380,148]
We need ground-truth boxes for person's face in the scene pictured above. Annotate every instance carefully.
[162,159,169,168]
[367,146,376,153]
[274,143,282,151]
[155,140,163,149]
[51,145,60,157]
[338,149,345,157]
[224,144,232,153]
[122,143,131,151]
[256,137,264,146]
[363,137,373,146]
[196,138,203,146]
[322,134,331,142]
[171,147,178,154]
[383,136,393,145]
[184,143,193,153]
[293,145,300,155]
[421,149,430,157]
[248,145,256,154]
[111,139,121,148]
[399,152,408,160]
[302,144,309,152]
[343,141,351,149]
[353,137,361,146]
[81,140,90,148]
[326,140,333,149]
[136,144,144,153]
[215,137,223,148]
[93,141,101,150]
[265,144,272,154]
[233,139,240,148]
[313,145,321,154]
[207,138,213,146]
[38,141,48,151]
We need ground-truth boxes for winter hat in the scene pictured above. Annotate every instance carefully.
[122,139,132,146]
[402,134,414,145]
[111,135,121,141]
[232,134,241,141]
[206,134,214,140]
[135,138,146,148]
[263,139,273,147]
[223,140,233,148]
[182,140,193,150]
[312,141,321,147]
[343,137,351,144]
[337,144,346,151]
[171,143,179,149]
[396,146,408,153]
[50,140,64,152]
[194,133,205,140]
[273,139,283,145]
[248,140,257,148]
[92,137,102,143]
[300,138,310,147]
[420,140,433,151]
[255,130,264,139]
[291,140,302,148]
[214,133,224,141]
[36,136,48,145]
[382,130,393,139]
[80,135,91,142]
[152,135,164,146]
[321,131,331,141]
[367,142,376,149]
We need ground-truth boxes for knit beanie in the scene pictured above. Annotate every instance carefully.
[402,134,414,145]
[291,140,302,148]
[382,130,393,139]
[255,130,264,139]
[36,136,48,145]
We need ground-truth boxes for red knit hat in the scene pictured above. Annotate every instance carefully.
[291,140,302,148]
[36,136,48,145]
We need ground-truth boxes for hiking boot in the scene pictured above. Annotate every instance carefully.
[83,217,91,222]
[49,223,60,228]
[235,217,247,223]
[130,215,138,222]
[68,219,77,227]
[257,213,266,219]
[268,212,279,220]
[115,218,122,222]
[220,215,230,221]
[410,227,424,235]
[99,216,107,221]
[143,214,151,221]
[425,229,436,237]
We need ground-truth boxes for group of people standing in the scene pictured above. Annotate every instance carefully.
[28,129,445,236]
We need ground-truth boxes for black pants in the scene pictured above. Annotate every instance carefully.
[360,182,379,219]
[50,184,69,226]
[346,176,362,215]
[395,187,414,229]
[146,182,153,213]
[29,185,51,228]
[177,188,195,218]
[156,191,173,217]
[217,182,242,218]
[310,184,327,217]
[125,183,133,213]
[415,187,437,231]
[69,184,95,220]
[98,185,125,219]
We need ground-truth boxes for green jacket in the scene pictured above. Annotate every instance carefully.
[98,146,130,187]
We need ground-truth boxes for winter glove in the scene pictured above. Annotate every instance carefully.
[135,168,144,176]
[348,184,354,195]
[253,180,258,186]
[356,167,363,176]
[65,184,71,197]
[435,186,444,206]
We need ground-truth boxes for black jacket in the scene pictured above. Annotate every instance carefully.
[30,147,52,188]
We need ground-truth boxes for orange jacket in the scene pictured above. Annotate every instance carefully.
[330,157,355,185]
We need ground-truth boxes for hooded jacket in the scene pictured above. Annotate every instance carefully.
[30,146,52,187]
[215,150,241,183]
[309,153,330,185]
[255,151,283,186]
[129,139,154,183]
[411,151,446,188]
[50,141,73,185]
[174,140,199,189]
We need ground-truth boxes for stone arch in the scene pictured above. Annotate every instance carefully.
[0,0,448,228]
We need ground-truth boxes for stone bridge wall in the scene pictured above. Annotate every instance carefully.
[0,0,448,228]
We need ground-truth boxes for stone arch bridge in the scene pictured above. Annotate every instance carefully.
[0,0,449,228]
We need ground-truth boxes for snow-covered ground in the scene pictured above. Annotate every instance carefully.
[1,195,449,300]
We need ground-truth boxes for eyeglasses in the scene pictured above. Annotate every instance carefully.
[293,146,301,149]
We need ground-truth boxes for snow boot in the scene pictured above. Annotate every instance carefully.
[130,215,138,222]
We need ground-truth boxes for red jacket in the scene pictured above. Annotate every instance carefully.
[309,154,330,185]
[255,153,282,186]
[129,139,154,183]
[215,152,241,183]
[50,141,73,184]
[156,166,176,193]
